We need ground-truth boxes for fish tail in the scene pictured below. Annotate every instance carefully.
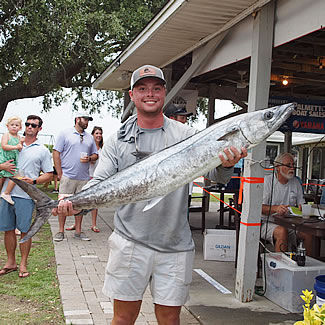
[20,206,53,243]
[9,177,56,243]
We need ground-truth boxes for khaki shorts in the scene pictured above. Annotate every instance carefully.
[59,175,88,195]
[260,221,296,250]
[103,231,195,306]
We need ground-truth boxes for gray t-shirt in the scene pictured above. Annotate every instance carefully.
[84,115,233,252]
[262,174,304,222]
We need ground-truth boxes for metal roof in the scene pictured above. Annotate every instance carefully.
[93,0,271,91]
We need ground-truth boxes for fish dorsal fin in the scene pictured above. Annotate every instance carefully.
[217,125,240,141]
[142,196,165,212]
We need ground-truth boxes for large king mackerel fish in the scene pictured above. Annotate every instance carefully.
[12,103,294,243]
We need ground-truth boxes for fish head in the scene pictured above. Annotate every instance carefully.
[239,103,295,145]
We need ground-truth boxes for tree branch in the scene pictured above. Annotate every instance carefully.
[0,58,86,120]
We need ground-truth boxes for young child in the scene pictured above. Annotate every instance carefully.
[0,116,24,204]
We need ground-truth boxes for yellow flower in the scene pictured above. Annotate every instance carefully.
[295,289,323,325]
[301,290,314,304]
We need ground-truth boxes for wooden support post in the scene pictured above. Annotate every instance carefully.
[284,131,292,153]
[207,83,216,127]
[204,83,217,210]
[235,0,275,303]
[163,65,173,93]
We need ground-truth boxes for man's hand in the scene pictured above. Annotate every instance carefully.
[219,146,248,168]
[21,177,34,184]
[52,195,81,217]
[0,160,16,174]
[275,204,289,215]
[80,156,89,163]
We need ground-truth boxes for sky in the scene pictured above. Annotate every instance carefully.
[0,97,235,145]
[0,97,123,145]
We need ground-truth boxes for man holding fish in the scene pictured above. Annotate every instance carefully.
[53,65,247,324]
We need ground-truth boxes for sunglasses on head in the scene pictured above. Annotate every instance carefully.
[25,122,39,128]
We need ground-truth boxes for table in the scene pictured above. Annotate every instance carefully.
[272,214,325,260]
[204,184,239,229]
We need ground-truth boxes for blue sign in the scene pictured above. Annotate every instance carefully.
[269,97,325,134]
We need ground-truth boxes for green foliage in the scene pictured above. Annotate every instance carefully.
[44,144,54,153]
[0,0,168,116]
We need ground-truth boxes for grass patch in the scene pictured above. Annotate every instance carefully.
[0,184,64,324]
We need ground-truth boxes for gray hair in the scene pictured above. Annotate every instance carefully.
[274,152,295,168]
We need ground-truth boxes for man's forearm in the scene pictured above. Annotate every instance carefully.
[89,154,98,162]
[34,172,53,185]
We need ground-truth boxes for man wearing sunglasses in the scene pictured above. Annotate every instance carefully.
[0,115,53,278]
[53,115,98,242]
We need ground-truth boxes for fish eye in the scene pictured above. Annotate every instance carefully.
[264,111,274,120]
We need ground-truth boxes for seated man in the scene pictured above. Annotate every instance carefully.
[260,152,312,255]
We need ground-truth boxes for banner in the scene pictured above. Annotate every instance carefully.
[269,97,325,134]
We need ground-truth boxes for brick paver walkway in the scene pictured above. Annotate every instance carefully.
[49,208,200,325]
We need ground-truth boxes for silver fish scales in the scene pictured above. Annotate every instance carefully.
[11,103,294,243]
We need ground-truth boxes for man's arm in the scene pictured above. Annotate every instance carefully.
[206,146,247,184]
[262,204,288,216]
[22,172,53,185]
[0,159,16,174]
[53,150,62,180]
[89,153,98,163]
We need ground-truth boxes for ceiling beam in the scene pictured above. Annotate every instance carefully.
[163,31,229,110]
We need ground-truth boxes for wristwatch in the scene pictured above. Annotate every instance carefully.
[33,179,37,185]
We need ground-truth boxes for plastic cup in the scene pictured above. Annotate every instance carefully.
[80,152,88,158]
[302,204,312,219]
[16,169,25,179]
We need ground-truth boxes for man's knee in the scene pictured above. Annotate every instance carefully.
[112,300,141,325]
[274,226,288,241]
[112,314,138,325]
[155,305,181,325]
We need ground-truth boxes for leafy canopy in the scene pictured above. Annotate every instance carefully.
[0,0,167,120]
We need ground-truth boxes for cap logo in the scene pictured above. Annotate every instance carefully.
[139,67,156,77]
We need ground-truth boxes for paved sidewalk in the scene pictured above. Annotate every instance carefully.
[49,207,200,325]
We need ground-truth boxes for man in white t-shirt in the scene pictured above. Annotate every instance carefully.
[261,152,312,254]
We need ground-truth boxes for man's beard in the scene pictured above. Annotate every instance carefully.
[78,121,87,130]
[280,169,294,180]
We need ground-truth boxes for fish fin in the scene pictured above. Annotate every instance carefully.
[9,178,56,243]
[9,177,52,205]
[218,126,240,140]
[142,196,165,212]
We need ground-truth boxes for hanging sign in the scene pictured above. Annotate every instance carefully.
[269,97,325,134]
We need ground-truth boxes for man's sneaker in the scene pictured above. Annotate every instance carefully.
[51,189,59,194]
[54,232,64,242]
[74,232,91,241]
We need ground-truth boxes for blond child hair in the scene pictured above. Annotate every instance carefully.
[0,116,24,205]
[6,116,22,128]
